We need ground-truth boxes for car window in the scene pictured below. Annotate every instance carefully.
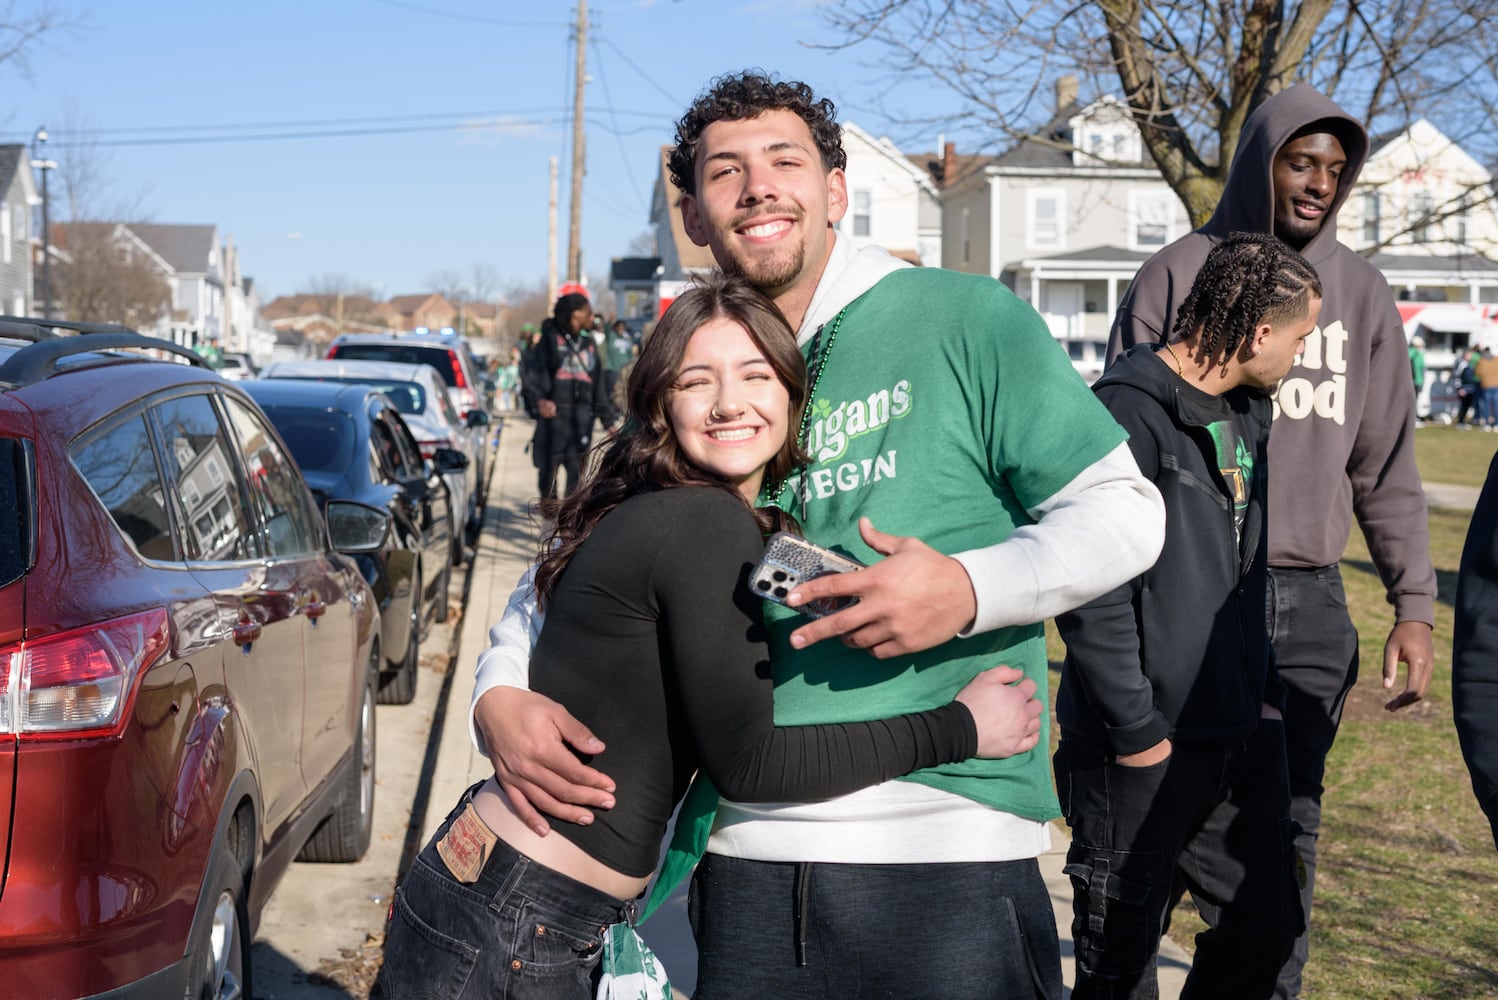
[266,408,357,475]
[334,344,457,387]
[72,414,179,562]
[370,417,410,480]
[431,378,463,426]
[147,394,259,562]
[0,438,32,587]
[372,382,424,415]
[219,395,321,557]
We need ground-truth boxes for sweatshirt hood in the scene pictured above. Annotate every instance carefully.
[1096,343,1252,427]
[798,233,911,345]
[1204,83,1369,262]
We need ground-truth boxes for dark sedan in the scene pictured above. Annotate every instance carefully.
[242,380,465,704]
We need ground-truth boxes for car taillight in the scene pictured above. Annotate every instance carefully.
[415,438,452,460]
[326,345,341,359]
[449,355,467,389]
[0,608,170,741]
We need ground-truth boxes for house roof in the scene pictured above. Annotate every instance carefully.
[1369,251,1498,275]
[125,223,217,274]
[1025,244,1156,264]
[0,145,23,194]
[657,146,718,273]
[612,256,660,281]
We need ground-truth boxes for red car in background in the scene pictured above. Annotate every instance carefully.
[0,320,385,999]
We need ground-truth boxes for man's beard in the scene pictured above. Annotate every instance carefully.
[720,238,806,295]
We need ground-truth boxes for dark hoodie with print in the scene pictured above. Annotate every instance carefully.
[1109,84,1436,626]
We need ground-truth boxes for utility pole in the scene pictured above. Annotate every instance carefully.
[566,0,587,285]
[548,156,559,307]
[31,127,56,321]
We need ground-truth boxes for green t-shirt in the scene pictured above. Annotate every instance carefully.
[764,268,1126,821]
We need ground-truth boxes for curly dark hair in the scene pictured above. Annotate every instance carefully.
[667,71,847,196]
[534,272,808,605]
[1172,232,1322,370]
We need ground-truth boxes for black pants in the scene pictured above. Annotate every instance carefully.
[1055,727,1301,1000]
[688,852,1061,999]
[1265,566,1360,999]
[535,405,594,500]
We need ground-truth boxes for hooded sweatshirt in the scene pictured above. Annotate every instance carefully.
[1056,345,1278,754]
[1110,84,1436,625]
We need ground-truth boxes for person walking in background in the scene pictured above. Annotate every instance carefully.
[1456,347,1482,427]
[530,294,617,499]
[1109,83,1436,1000]
[495,346,520,413]
[1476,346,1498,430]
[374,274,1045,999]
[602,318,637,408]
[1408,335,1426,421]
[1058,233,1320,999]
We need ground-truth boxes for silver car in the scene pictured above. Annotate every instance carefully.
[258,358,483,563]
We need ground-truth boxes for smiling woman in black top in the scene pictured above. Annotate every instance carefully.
[376,274,1028,1000]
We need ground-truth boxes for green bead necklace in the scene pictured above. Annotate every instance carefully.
[760,306,846,518]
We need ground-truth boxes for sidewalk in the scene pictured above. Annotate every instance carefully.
[432,415,1464,996]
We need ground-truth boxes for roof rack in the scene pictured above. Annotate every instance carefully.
[0,316,213,390]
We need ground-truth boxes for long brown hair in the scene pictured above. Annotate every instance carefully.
[534,272,807,604]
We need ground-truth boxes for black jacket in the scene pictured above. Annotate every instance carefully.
[1056,345,1282,755]
[1454,451,1498,848]
[531,319,617,425]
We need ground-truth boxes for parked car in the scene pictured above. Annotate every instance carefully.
[242,379,465,703]
[257,358,484,562]
[212,350,260,381]
[325,331,491,433]
[0,319,385,1000]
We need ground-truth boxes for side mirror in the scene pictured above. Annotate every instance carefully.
[432,447,469,473]
[464,409,491,428]
[325,499,391,553]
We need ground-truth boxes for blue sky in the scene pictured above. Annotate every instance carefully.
[1,0,970,303]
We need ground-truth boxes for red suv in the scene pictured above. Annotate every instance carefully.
[0,320,383,999]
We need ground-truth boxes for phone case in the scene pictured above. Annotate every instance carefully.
[749,531,864,619]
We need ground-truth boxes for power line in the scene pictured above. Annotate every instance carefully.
[369,0,564,28]
[590,35,649,215]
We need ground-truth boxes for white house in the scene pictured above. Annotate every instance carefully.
[940,81,1190,378]
[0,145,37,318]
[836,121,942,266]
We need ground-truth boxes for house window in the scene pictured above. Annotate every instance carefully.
[1129,192,1174,249]
[1456,196,1470,246]
[1,205,9,264]
[853,189,872,237]
[961,207,971,264]
[1363,192,1381,245]
[1029,190,1063,249]
[1411,192,1434,243]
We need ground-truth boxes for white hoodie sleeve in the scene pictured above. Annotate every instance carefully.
[468,563,545,756]
[953,442,1164,635]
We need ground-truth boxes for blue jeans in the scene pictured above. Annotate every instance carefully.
[375,787,631,1000]
[688,852,1062,999]
[1485,387,1498,426]
[1055,727,1301,1000]
[1265,566,1360,999]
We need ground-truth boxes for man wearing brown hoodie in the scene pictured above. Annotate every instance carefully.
[1109,84,1436,998]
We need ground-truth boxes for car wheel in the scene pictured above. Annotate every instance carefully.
[378,592,419,706]
[297,657,377,863]
[183,843,251,1000]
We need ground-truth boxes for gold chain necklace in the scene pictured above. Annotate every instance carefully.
[1164,341,1185,376]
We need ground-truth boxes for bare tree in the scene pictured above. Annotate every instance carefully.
[0,3,78,83]
[823,1,1498,228]
[61,223,171,328]
[627,229,657,256]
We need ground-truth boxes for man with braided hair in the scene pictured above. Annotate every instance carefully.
[1060,232,1322,999]
[1109,84,1436,999]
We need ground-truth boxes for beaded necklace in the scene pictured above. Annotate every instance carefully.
[760,306,847,520]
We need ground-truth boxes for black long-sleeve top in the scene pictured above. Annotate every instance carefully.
[530,486,977,877]
[1455,452,1498,848]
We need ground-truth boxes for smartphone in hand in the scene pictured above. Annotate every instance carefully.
[749,532,864,619]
